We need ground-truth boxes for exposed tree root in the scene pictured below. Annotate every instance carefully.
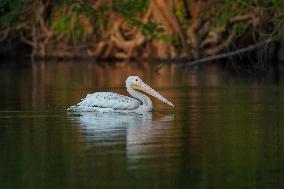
[0,0,282,63]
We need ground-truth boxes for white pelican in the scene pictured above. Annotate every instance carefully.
[67,76,174,112]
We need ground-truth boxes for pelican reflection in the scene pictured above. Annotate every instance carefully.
[68,112,174,165]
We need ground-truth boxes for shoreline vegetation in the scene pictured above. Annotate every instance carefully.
[0,0,284,67]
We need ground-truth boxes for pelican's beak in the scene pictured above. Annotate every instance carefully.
[132,82,174,107]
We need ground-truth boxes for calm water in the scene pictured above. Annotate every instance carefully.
[0,61,284,189]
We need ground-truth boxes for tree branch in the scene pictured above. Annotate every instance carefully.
[178,38,273,67]
[0,26,9,42]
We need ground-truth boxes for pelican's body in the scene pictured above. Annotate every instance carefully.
[67,76,174,113]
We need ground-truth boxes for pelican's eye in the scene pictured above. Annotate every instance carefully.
[135,78,138,82]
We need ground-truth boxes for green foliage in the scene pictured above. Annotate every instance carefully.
[272,31,284,42]
[73,4,97,17]
[129,19,163,38]
[73,3,108,30]
[216,11,234,31]
[172,2,190,30]
[0,0,26,26]
[0,0,23,11]
[213,0,240,31]
[214,0,283,39]
[234,22,248,36]
[52,15,71,35]
[112,0,148,18]
[73,24,84,40]
[111,0,164,39]
[73,0,166,41]
[155,34,179,45]
[51,13,85,42]
[257,0,284,8]
[0,10,20,25]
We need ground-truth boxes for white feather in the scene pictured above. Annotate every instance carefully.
[67,92,141,111]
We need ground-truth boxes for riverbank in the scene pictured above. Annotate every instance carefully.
[0,0,283,67]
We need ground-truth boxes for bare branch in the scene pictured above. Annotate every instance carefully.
[179,38,272,67]
[0,26,10,42]
[20,32,36,47]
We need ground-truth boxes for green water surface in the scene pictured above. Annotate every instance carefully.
[0,61,283,189]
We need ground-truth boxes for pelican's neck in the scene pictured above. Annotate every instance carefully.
[126,83,153,110]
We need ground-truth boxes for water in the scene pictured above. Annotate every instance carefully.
[0,61,284,189]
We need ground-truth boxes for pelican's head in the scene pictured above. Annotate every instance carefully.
[126,76,174,107]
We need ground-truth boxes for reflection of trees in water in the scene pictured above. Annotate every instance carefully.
[28,61,223,109]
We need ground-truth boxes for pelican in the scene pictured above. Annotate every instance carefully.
[67,76,174,112]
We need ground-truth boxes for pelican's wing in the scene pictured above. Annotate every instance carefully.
[68,92,141,111]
